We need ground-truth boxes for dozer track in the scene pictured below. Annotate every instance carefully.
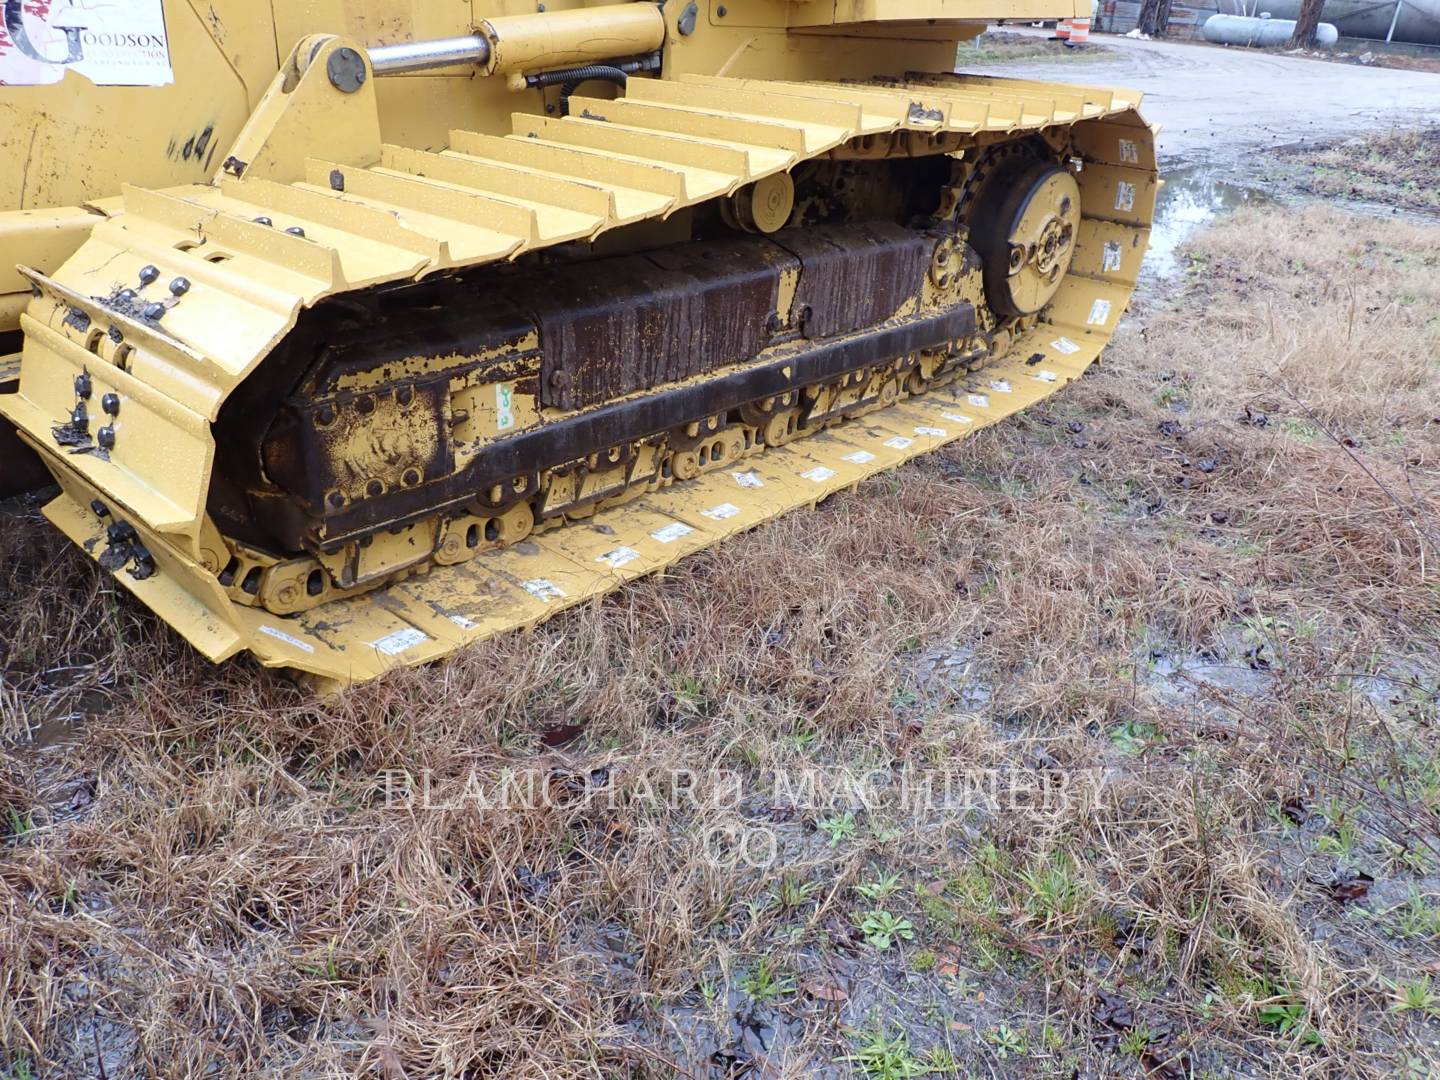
[0,39,1156,690]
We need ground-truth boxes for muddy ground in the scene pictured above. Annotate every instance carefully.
[3,49,1440,1080]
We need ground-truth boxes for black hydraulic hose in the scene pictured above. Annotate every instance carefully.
[558,67,627,117]
[525,61,648,116]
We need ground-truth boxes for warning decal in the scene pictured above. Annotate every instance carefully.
[1,0,173,87]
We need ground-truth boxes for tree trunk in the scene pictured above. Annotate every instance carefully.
[1290,0,1325,45]
[1137,0,1174,36]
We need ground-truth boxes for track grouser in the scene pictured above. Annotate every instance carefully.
[0,0,1156,688]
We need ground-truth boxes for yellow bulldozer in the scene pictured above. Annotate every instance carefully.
[0,0,1155,689]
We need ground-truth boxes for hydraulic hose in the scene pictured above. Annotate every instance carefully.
[526,63,631,116]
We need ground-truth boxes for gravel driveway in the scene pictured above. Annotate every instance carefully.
[968,29,1440,164]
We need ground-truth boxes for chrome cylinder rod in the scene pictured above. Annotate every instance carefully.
[367,35,491,75]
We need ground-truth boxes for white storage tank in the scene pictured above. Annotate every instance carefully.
[1232,0,1440,46]
[1202,12,1341,45]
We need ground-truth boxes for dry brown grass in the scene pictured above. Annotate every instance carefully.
[1295,125,1440,214]
[960,29,1112,66]
[2,198,1439,1078]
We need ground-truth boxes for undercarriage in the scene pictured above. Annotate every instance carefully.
[1,52,1156,687]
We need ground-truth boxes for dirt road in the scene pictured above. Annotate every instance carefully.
[970,30,1440,164]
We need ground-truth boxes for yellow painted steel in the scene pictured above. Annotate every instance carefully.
[1,0,1153,689]
[483,5,668,76]
[0,0,1023,320]
[35,310,1131,689]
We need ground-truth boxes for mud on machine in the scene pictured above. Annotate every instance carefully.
[0,0,1156,688]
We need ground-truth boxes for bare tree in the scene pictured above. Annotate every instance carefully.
[1290,0,1326,45]
[1137,0,1175,36]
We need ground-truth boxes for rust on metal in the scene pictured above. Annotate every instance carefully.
[526,238,783,410]
[777,221,930,338]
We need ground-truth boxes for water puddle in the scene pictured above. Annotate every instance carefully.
[28,687,110,747]
[16,667,113,748]
[1146,166,1272,278]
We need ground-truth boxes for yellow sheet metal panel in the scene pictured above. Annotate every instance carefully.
[0,207,99,296]
[273,0,473,54]
[0,2,274,211]
[790,0,1085,23]
[42,475,247,661]
[10,318,213,534]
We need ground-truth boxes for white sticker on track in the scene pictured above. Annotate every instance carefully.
[650,522,694,544]
[842,450,876,465]
[1033,370,1059,383]
[449,614,478,631]
[913,426,947,438]
[1118,138,1139,164]
[258,624,316,654]
[0,0,175,87]
[967,394,990,409]
[1051,337,1081,355]
[597,546,640,568]
[522,579,566,601]
[941,411,974,425]
[1114,180,1136,212]
[1102,240,1123,273]
[800,466,835,483]
[1087,298,1112,326]
[732,470,764,489]
[989,380,1012,394]
[702,502,740,520]
[495,382,515,430]
[371,627,429,656]
[883,436,913,450]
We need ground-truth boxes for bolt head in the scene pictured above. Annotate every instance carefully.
[326,47,368,94]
